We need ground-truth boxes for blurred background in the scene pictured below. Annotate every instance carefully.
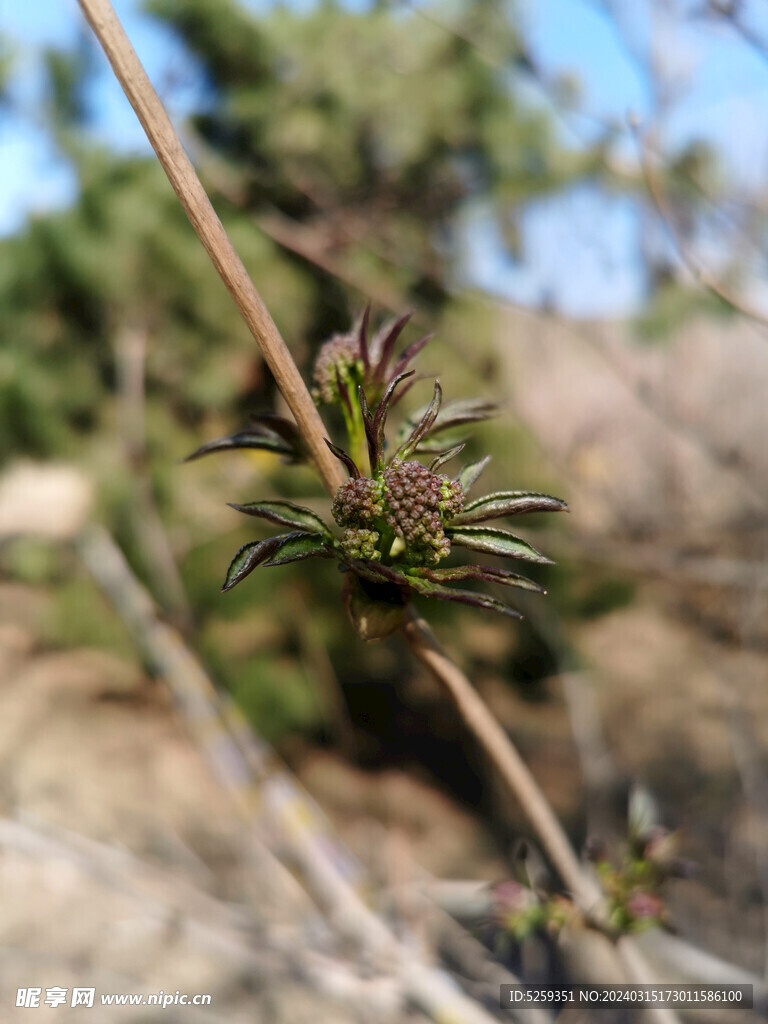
[1,0,768,1019]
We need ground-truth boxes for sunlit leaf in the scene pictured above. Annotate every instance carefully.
[428,443,465,474]
[455,456,491,494]
[227,500,332,536]
[452,490,568,524]
[447,526,553,563]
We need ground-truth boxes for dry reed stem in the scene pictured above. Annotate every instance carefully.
[76,0,345,495]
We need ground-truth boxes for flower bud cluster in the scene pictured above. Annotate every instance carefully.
[382,460,463,565]
[340,528,382,561]
[312,332,362,404]
[332,459,464,567]
[332,476,385,527]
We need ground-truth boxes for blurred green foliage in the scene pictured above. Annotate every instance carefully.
[1,0,623,745]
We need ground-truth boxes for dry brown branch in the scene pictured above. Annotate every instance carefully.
[76,0,344,496]
[401,608,604,918]
[633,117,768,331]
[114,324,193,627]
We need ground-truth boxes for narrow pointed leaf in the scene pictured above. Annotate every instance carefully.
[248,413,305,450]
[373,370,415,462]
[395,379,442,460]
[335,366,354,419]
[452,491,569,524]
[447,526,553,564]
[395,398,497,449]
[262,532,334,567]
[222,536,285,592]
[429,443,466,474]
[358,385,380,474]
[390,332,433,381]
[358,304,371,373]
[416,435,467,454]
[184,430,296,463]
[407,564,545,593]
[406,576,523,618]
[372,313,412,384]
[227,500,332,537]
[325,439,360,479]
[430,398,499,434]
[455,456,491,494]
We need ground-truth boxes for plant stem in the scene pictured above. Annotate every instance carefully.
[76,0,344,496]
[78,3,681,1010]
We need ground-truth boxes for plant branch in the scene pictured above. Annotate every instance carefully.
[78,2,682,1010]
[633,116,768,332]
[402,608,604,918]
[76,0,344,495]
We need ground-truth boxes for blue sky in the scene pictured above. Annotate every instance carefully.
[2,0,768,316]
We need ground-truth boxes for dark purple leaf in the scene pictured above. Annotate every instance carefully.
[390,332,433,381]
[324,439,360,479]
[184,430,296,463]
[373,370,415,464]
[357,385,380,475]
[371,313,412,385]
[248,413,305,450]
[227,500,332,537]
[358,304,371,373]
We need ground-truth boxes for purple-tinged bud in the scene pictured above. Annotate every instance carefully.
[313,332,363,405]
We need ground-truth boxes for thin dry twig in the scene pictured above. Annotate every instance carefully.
[633,116,768,331]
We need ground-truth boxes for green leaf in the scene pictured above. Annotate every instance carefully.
[394,379,442,460]
[396,397,497,449]
[406,575,523,618]
[455,456,491,494]
[447,526,553,564]
[429,443,466,474]
[222,536,286,592]
[262,531,334,567]
[227,500,332,537]
[407,564,545,593]
[451,491,568,524]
